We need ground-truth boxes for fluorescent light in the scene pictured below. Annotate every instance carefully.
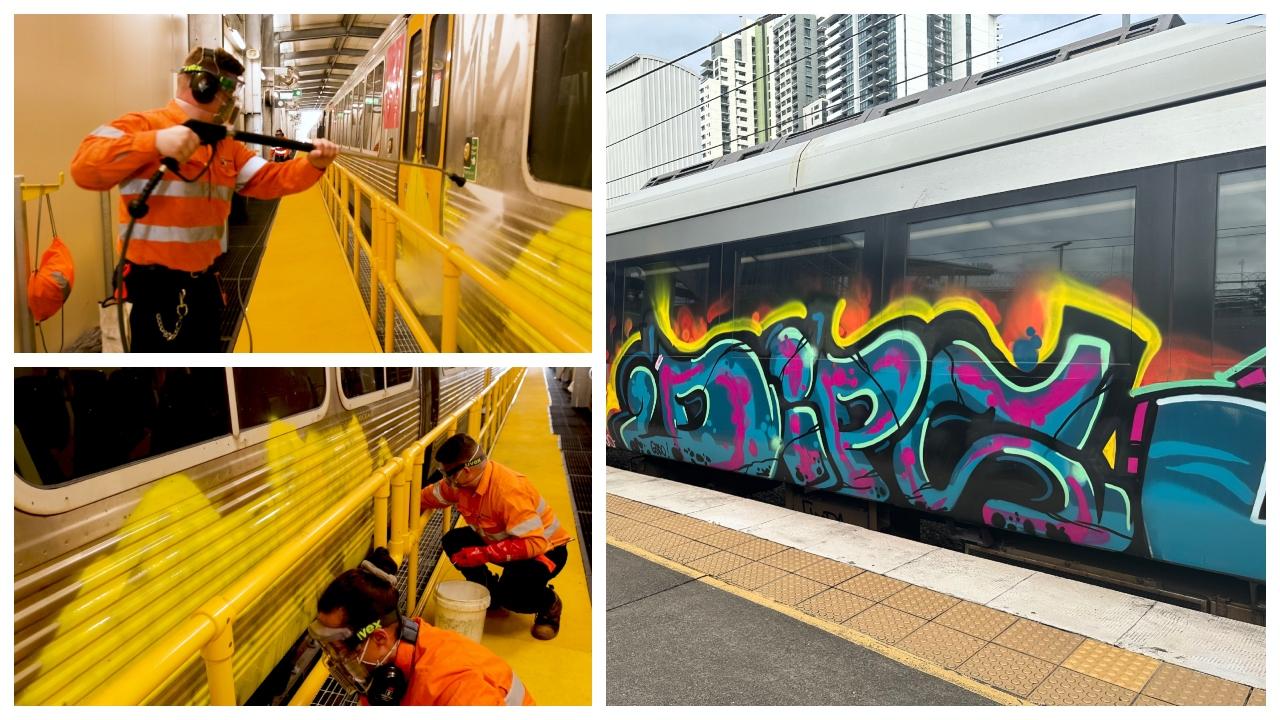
[910,220,992,240]
[226,27,246,51]
[993,198,1135,227]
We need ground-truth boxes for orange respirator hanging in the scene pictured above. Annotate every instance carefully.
[28,194,75,322]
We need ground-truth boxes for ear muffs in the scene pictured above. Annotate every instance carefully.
[190,71,219,103]
[365,664,408,706]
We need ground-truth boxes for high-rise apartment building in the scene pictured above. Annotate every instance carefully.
[698,34,756,160]
[765,14,821,138]
[606,54,700,200]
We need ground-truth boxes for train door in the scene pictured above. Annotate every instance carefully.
[397,14,452,236]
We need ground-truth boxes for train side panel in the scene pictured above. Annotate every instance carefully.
[14,372,421,704]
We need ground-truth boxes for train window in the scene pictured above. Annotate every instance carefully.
[734,233,866,329]
[403,30,424,161]
[231,368,327,430]
[14,368,231,488]
[339,368,415,410]
[622,255,713,343]
[1212,167,1265,369]
[527,14,591,190]
[422,16,450,167]
[905,187,1136,337]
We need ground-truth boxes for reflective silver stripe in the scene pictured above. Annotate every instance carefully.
[542,519,561,539]
[506,515,543,538]
[535,499,547,515]
[91,125,125,138]
[431,483,447,505]
[118,223,224,244]
[119,178,233,202]
[505,673,526,705]
[236,155,268,191]
[479,528,510,542]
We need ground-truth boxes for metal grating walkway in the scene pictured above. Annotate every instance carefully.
[545,369,592,580]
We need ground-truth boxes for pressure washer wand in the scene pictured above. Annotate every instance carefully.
[182,119,317,152]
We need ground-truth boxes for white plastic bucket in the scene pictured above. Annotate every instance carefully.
[435,580,490,643]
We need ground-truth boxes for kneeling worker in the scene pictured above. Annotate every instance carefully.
[422,433,571,640]
[310,547,533,705]
[70,47,339,351]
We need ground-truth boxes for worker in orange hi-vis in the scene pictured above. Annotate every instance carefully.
[70,46,339,352]
[421,433,572,640]
[310,548,536,706]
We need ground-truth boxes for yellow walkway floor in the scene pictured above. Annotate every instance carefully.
[423,369,592,705]
[233,185,379,352]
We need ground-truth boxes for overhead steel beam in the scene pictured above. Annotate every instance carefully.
[275,25,383,42]
[281,47,367,61]
[295,62,357,72]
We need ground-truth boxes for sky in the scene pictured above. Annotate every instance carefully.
[606,13,1263,75]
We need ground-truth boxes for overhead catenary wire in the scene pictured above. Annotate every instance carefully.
[1226,14,1263,24]
[607,14,1105,197]
[606,15,780,96]
[607,14,903,151]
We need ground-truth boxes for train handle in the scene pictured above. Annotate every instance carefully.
[182,119,317,152]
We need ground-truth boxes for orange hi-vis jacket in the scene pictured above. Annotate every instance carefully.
[422,460,572,563]
[391,619,534,705]
[70,100,326,272]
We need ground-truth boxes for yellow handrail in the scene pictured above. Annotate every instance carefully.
[319,163,588,353]
[83,369,523,705]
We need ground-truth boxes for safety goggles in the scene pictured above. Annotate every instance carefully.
[442,448,484,480]
[179,65,243,94]
[307,616,393,695]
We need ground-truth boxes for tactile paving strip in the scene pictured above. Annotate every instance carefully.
[1062,639,1160,693]
[605,493,1267,706]
[882,584,960,620]
[958,644,1056,697]
[994,619,1086,665]
[1140,663,1251,706]
[843,604,929,645]
[1028,667,1136,706]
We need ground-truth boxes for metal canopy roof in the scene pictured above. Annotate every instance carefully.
[271,14,397,108]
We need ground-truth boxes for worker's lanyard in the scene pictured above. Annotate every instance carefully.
[167,142,216,184]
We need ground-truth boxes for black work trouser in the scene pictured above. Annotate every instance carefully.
[441,526,567,614]
[123,262,225,352]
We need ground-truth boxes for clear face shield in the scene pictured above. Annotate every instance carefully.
[306,617,393,695]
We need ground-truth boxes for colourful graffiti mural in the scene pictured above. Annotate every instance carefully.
[607,275,1265,581]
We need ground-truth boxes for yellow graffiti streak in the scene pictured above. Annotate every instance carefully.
[18,415,383,705]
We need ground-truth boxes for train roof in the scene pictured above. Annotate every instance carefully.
[608,16,1266,236]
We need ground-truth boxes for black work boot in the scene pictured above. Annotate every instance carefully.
[531,586,562,640]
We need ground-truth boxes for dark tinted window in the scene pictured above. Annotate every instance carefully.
[528,14,591,190]
[423,16,450,166]
[734,232,866,332]
[232,368,326,428]
[1213,167,1265,368]
[623,256,713,343]
[905,188,1136,331]
[14,368,231,487]
[403,30,424,161]
[341,368,414,399]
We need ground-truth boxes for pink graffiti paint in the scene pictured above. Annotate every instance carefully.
[952,360,1100,427]
[658,361,705,435]
[872,347,910,390]
[791,444,823,484]
[749,439,758,456]
[790,414,802,434]
[1130,401,1148,442]
[1127,457,1140,474]
[779,336,806,397]
[713,373,753,470]
[1237,367,1265,388]
[865,411,894,435]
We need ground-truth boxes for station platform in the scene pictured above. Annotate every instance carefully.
[230,185,379,352]
[606,467,1266,707]
[420,370,592,705]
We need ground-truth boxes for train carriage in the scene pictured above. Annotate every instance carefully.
[14,367,499,704]
[323,14,591,353]
[605,17,1266,589]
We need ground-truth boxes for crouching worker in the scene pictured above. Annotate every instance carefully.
[309,547,534,705]
[422,433,571,640]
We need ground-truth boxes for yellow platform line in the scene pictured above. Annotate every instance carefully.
[423,369,591,706]
[607,537,1028,707]
[233,184,380,352]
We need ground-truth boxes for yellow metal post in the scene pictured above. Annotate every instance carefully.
[200,609,237,705]
[388,457,408,563]
[382,198,397,283]
[373,468,390,550]
[441,258,460,352]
